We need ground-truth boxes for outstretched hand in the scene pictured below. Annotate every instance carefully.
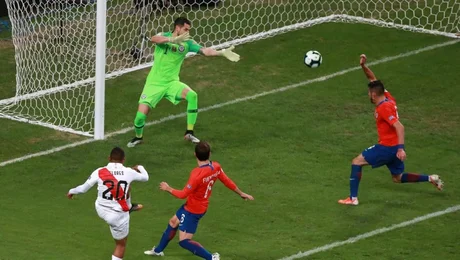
[240,192,254,201]
[159,182,171,191]
[169,32,190,44]
[360,54,367,66]
[220,46,240,62]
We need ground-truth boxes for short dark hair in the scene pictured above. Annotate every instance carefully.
[195,141,211,161]
[174,17,191,27]
[368,80,385,96]
[110,147,125,162]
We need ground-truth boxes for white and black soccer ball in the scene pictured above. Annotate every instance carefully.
[304,50,322,68]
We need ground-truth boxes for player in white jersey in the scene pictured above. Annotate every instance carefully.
[67,147,149,260]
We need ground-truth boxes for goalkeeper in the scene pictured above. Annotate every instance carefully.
[128,17,240,147]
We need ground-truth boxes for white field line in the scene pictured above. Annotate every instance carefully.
[0,39,458,168]
[278,204,460,260]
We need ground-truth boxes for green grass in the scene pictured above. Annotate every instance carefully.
[1,21,460,260]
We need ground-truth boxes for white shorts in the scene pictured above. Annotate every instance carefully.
[95,203,130,240]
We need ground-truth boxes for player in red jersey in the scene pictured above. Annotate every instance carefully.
[144,141,254,259]
[338,54,444,206]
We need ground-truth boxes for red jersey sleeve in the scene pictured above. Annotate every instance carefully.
[379,103,399,126]
[384,90,396,103]
[171,170,199,199]
[217,168,237,191]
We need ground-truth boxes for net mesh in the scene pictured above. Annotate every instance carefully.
[1,0,458,136]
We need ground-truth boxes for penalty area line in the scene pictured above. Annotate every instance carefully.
[0,39,458,168]
[278,204,460,260]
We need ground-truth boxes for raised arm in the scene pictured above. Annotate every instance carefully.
[360,54,377,82]
[131,165,149,182]
[149,32,190,45]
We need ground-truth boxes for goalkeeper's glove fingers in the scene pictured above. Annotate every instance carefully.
[219,46,240,62]
[169,32,190,44]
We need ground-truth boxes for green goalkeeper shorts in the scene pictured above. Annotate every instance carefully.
[138,81,189,108]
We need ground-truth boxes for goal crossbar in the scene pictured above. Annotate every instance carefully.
[1,14,457,108]
[1,0,459,138]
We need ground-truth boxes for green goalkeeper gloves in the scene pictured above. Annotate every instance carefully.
[219,46,240,62]
[169,32,190,44]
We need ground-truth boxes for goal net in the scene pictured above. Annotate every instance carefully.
[1,0,459,137]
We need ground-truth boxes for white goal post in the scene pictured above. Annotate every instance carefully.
[1,0,459,138]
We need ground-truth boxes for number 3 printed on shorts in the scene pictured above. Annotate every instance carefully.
[366,145,375,150]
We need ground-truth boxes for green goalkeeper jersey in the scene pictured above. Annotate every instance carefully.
[146,32,202,83]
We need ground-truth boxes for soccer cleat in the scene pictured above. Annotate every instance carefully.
[212,253,220,260]
[129,203,143,213]
[127,137,143,148]
[429,175,444,191]
[338,197,359,206]
[144,247,164,256]
[184,130,200,144]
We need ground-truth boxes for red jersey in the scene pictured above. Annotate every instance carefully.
[375,90,400,146]
[171,161,237,214]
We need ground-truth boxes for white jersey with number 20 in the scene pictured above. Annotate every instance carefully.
[68,163,149,212]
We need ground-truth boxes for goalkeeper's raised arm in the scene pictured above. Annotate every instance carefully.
[149,34,240,62]
[150,31,191,45]
[148,28,240,62]
[199,46,240,62]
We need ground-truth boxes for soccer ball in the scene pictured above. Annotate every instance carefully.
[304,50,322,68]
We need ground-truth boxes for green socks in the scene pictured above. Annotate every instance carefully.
[134,111,147,138]
[185,90,198,131]
[133,90,197,137]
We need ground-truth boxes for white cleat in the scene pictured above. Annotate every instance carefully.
[212,253,220,260]
[184,133,200,144]
[338,197,359,206]
[144,247,164,256]
[429,175,444,191]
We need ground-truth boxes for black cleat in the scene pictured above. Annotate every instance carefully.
[129,203,143,213]
[127,137,143,148]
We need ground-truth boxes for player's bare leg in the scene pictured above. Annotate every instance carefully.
[391,173,444,190]
[338,154,369,206]
[144,215,180,256]
[181,87,200,144]
[112,237,128,260]
[128,104,150,148]
[178,231,219,260]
